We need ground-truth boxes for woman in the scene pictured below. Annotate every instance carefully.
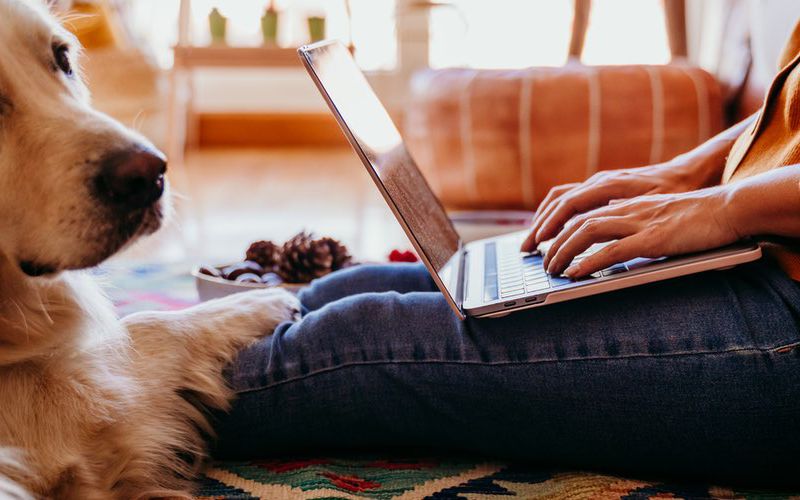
[213,25,800,485]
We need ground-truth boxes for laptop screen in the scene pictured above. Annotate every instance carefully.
[300,42,461,301]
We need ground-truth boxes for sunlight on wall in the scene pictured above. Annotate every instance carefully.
[126,0,179,68]
[348,0,397,70]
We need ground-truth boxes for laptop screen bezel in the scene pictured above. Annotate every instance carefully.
[298,41,465,319]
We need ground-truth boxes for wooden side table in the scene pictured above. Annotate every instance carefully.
[166,0,306,173]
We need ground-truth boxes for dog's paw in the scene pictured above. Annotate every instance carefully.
[220,288,301,336]
[250,288,302,332]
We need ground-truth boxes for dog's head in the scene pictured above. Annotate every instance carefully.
[0,0,168,277]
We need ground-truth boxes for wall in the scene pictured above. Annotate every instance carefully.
[687,0,800,91]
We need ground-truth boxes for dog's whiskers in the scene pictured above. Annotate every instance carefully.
[8,300,30,342]
[169,190,190,202]
[131,110,146,133]
[33,291,54,327]
[55,12,94,25]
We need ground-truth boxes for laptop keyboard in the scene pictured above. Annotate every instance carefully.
[484,238,629,302]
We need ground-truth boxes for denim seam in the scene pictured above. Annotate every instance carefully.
[234,343,799,395]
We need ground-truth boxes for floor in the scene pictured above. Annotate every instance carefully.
[113,147,411,269]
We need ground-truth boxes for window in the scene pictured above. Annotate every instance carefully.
[582,0,670,65]
[429,0,573,69]
[428,0,670,69]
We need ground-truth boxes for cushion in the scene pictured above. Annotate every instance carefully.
[404,63,724,210]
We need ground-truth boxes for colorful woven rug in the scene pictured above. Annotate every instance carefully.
[99,263,798,500]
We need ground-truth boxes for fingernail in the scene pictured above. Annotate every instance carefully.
[564,265,579,278]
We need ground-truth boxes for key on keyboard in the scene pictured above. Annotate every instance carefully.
[484,236,632,302]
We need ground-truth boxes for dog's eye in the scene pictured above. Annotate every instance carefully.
[53,44,72,75]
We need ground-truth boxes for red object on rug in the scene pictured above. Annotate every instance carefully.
[320,472,381,492]
[389,250,419,263]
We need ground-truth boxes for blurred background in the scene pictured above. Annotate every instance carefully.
[60,0,800,267]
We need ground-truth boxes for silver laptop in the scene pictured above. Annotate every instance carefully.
[298,41,762,320]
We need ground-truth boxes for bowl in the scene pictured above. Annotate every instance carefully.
[192,265,306,302]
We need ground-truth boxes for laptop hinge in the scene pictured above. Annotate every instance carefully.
[455,246,467,310]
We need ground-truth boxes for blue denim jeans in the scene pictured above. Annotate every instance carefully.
[213,260,800,484]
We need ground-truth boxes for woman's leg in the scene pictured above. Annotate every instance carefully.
[298,263,436,312]
[214,260,800,485]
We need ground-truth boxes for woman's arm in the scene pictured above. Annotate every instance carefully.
[672,113,758,185]
[726,164,800,239]
[543,164,800,278]
[523,114,757,251]
[673,113,757,187]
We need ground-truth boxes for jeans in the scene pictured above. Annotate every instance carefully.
[213,260,800,485]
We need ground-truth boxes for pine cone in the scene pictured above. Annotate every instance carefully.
[317,236,353,271]
[277,232,353,283]
[246,240,280,270]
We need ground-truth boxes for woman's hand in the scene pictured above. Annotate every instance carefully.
[522,160,713,252]
[542,187,741,278]
[521,116,758,253]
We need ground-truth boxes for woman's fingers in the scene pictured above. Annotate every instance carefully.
[564,234,651,278]
[532,183,579,226]
[542,203,623,269]
[533,183,623,248]
[545,216,636,274]
[523,168,667,253]
[542,212,589,269]
[523,183,579,251]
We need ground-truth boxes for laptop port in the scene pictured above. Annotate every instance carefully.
[525,296,542,303]
[503,301,517,307]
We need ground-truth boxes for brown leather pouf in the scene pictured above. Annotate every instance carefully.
[405,63,724,210]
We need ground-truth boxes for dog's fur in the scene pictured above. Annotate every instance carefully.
[0,1,300,497]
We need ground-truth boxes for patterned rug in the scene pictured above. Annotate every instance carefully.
[99,263,798,500]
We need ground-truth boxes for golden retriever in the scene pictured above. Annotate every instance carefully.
[0,1,300,497]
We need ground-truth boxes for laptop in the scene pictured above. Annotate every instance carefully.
[298,41,762,320]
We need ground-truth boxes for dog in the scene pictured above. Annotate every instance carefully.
[0,1,300,497]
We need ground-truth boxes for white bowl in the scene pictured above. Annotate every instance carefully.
[192,265,306,302]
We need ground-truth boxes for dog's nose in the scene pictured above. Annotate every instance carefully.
[97,149,167,209]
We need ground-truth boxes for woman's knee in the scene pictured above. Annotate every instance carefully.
[292,290,458,360]
[299,263,432,311]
